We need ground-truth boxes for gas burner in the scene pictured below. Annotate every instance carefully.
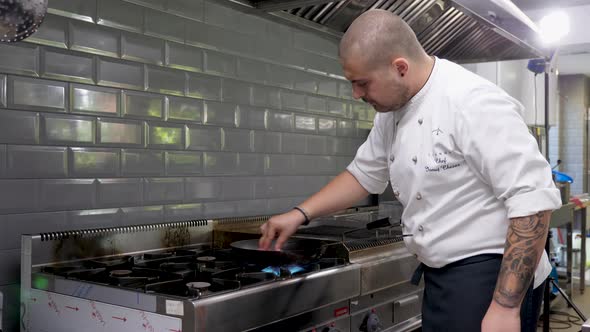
[186,281,211,297]
[159,262,195,279]
[197,256,216,262]
[109,270,132,277]
[261,265,306,278]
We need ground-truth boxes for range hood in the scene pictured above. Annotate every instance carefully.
[228,0,546,63]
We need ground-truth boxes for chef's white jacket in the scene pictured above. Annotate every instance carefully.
[347,57,562,288]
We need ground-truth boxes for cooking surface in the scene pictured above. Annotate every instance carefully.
[37,244,347,300]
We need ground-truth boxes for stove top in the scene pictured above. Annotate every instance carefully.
[38,246,347,300]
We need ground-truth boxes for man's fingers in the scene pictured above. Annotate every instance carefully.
[274,232,290,251]
[259,223,276,250]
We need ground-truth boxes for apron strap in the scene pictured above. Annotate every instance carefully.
[411,262,424,286]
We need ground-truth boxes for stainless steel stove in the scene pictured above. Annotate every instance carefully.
[21,207,423,332]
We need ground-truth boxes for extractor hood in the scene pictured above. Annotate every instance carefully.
[227,0,546,63]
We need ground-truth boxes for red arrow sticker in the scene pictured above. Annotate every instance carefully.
[65,306,79,311]
[112,316,127,322]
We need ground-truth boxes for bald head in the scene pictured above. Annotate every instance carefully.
[339,9,425,67]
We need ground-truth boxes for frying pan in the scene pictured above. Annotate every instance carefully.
[230,217,398,264]
[0,0,48,43]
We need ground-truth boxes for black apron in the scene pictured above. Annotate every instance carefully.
[411,254,545,332]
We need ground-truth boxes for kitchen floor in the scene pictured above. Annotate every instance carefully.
[538,280,589,332]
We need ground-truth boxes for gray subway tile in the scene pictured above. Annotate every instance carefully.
[164,203,203,221]
[121,205,164,226]
[203,152,237,175]
[237,58,267,83]
[187,73,221,101]
[70,20,120,57]
[121,149,165,176]
[306,135,328,155]
[186,125,222,151]
[98,118,144,146]
[235,199,268,216]
[237,153,263,175]
[0,74,5,107]
[254,177,270,198]
[7,146,67,178]
[167,0,204,20]
[147,122,185,149]
[27,14,68,48]
[122,32,164,65]
[204,101,236,127]
[185,177,221,201]
[67,208,121,229]
[72,84,119,116]
[267,21,292,46]
[167,42,203,72]
[0,109,39,144]
[221,177,254,200]
[328,136,348,156]
[203,50,236,76]
[97,0,143,33]
[123,91,164,119]
[97,178,142,207]
[293,31,338,57]
[98,58,144,90]
[339,81,352,99]
[253,131,281,153]
[147,66,186,96]
[252,85,280,109]
[40,179,95,210]
[282,133,307,154]
[0,179,38,213]
[0,211,67,250]
[222,128,252,152]
[293,71,318,93]
[0,43,39,76]
[318,79,339,97]
[337,119,356,137]
[126,0,166,10]
[48,0,96,22]
[42,48,94,84]
[266,111,293,131]
[319,117,337,136]
[145,9,185,43]
[295,115,317,133]
[265,154,294,175]
[281,90,305,111]
[166,151,202,176]
[307,95,326,113]
[352,103,370,120]
[357,120,372,137]
[8,76,67,112]
[0,249,20,284]
[267,197,301,214]
[0,144,4,177]
[202,201,236,218]
[42,114,95,144]
[222,79,251,105]
[168,96,202,123]
[237,106,265,130]
[268,64,294,88]
[188,21,252,55]
[69,147,119,177]
[328,99,348,116]
[144,178,184,204]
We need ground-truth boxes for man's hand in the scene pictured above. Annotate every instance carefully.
[482,301,520,332]
[259,210,306,251]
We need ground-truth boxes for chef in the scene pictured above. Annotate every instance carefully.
[259,9,562,332]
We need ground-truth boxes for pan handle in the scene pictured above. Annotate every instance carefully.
[341,217,392,242]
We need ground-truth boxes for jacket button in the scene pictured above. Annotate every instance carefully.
[390,155,395,162]
[418,118,423,125]
[418,225,424,232]
[412,156,417,164]
[416,192,422,200]
[394,191,400,197]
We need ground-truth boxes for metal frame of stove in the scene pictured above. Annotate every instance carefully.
[21,212,423,332]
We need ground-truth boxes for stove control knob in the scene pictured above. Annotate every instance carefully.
[359,312,381,332]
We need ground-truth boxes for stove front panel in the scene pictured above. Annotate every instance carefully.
[26,289,182,332]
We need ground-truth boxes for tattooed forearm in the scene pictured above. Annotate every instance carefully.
[493,211,551,308]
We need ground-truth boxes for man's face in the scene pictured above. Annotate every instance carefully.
[342,57,411,113]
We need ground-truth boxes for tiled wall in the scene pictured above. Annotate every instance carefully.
[557,75,589,195]
[0,0,374,330]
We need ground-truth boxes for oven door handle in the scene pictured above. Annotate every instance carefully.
[395,294,420,307]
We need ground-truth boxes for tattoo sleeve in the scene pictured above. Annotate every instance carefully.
[493,211,551,308]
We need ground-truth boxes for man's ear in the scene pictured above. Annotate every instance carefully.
[392,58,409,77]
